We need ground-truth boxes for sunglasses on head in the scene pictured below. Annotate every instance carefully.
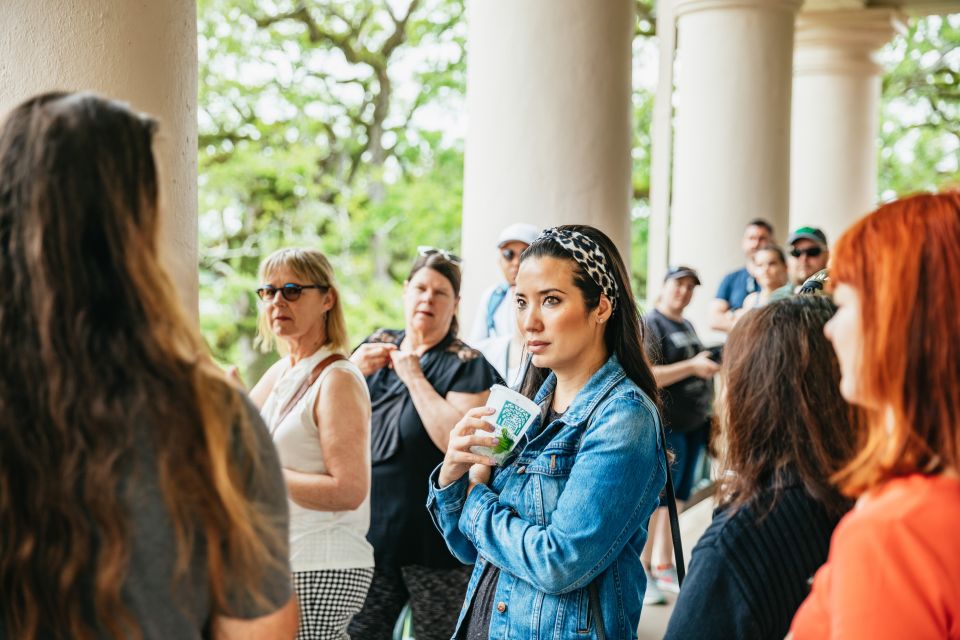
[417,246,462,265]
[255,283,327,302]
[790,246,824,259]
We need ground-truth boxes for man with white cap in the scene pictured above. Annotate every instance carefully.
[468,222,540,383]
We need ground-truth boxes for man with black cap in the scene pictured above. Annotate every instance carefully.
[641,266,719,605]
[468,222,540,383]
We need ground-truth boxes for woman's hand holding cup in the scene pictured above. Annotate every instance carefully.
[438,407,499,488]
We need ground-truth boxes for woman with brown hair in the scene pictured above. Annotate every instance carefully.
[0,93,296,639]
[347,249,501,640]
[791,192,960,639]
[665,296,858,640]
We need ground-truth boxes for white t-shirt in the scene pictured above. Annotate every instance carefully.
[260,348,375,572]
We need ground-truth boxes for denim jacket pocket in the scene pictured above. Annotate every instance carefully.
[523,446,576,526]
[574,587,594,635]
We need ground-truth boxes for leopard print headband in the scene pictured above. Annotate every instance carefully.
[537,228,619,309]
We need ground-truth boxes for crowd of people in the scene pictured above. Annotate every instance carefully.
[2,91,959,640]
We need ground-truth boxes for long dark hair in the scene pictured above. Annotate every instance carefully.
[516,225,658,404]
[0,93,282,638]
[407,251,462,339]
[720,296,859,517]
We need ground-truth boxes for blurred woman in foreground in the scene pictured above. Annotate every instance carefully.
[791,192,960,639]
[0,93,296,639]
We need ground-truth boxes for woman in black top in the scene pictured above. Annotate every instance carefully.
[665,296,860,640]
[347,250,500,640]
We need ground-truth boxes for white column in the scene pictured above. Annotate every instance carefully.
[460,0,635,325]
[647,0,679,308]
[790,9,903,245]
[0,1,199,314]
[668,0,802,337]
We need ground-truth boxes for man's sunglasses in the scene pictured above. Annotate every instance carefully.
[790,246,824,258]
[256,283,328,302]
[418,246,462,264]
[500,248,522,261]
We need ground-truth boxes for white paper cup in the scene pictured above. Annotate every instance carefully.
[470,384,541,464]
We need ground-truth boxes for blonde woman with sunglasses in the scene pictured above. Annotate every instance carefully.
[250,248,374,639]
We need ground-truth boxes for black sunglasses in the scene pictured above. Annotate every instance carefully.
[417,246,462,265]
[500,248,522,261]
[790,246,824,258]
[256,283,327,302]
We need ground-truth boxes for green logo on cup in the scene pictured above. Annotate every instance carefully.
[497,400,531,436]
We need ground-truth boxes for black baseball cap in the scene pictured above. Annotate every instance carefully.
[664,265,701,285]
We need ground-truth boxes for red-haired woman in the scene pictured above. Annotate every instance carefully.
[791,192,960,639]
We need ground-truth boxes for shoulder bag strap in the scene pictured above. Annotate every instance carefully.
[587,419,685,639]
[588,583,607,640]
[659,421,686,585]
[486,284,509,335]
[273,354,347,430]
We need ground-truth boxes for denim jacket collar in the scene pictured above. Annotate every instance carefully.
[533,354,627,426]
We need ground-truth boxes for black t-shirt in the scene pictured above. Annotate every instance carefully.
[643,310,713,432]
[362,329,501,569]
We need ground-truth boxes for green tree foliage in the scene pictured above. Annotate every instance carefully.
[198,0,466,380]
[197,1,956,379]
[879,15,959,199]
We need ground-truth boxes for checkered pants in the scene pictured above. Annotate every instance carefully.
[293,568,374,640]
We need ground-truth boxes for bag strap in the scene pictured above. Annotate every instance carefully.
[586,419,684,640]
[588,582,607,640]
[273,354,347,431]
[659,420,686,585]
[486,284,509,335]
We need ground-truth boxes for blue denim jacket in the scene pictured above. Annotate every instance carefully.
[427,355,666,639]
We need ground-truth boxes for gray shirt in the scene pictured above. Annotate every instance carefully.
[124,394,292,638]
[2,393,292,639]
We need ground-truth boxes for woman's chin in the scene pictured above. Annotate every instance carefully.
[408,316,445,335]
[530,354,551,370]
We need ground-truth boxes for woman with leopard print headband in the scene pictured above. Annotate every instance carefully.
[430,224,669,639]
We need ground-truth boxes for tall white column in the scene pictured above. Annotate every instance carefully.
[790,9,903,245]
[460,0,635,326]
[0,1,199,314]
[647,0,679,308]
[668,0,802,338]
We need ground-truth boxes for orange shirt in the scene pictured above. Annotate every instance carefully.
[791,473,960,639]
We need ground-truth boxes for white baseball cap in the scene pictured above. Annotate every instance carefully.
[497,222,540,248]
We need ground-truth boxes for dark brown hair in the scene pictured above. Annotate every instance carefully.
[746,218,774,235]
[0,93,282,638]
[754,243,786,265]
[517,224,659,405]
[720,296,859,517]
[407,251,462,338]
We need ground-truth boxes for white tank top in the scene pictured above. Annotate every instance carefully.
[260,348,374,572]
